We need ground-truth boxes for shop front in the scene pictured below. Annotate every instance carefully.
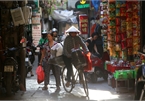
[99,0,144,93]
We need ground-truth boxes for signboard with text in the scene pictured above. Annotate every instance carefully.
[75,0,90,9]
[79,15,88,34]
[32,13,41,24]
[32,25,41,52]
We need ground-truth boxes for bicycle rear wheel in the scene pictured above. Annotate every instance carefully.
[80,70,89,97]
[61,67,74,93]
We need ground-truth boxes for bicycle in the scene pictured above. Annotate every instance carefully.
[61,49,89,98]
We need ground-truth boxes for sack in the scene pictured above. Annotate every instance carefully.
[71,49,87,68]
[54,55,65,67]
[84,52,92,71]
[36,65,45,84]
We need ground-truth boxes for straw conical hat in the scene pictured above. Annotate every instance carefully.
[66,26,80,33]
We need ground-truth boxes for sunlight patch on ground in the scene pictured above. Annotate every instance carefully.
[88,89,119,100]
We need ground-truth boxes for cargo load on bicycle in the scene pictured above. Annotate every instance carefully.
[71,48,87,69]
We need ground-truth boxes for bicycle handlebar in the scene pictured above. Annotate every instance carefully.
[3,47,26,56]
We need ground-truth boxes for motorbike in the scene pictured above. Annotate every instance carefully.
[25,47,34,76]
[0,47,20,95]
[85,51,110,83]
[19,37,36,77]
[26,41,36,64]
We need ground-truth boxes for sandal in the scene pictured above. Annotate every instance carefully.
[30,71,34,76]
[31,74,34,76]
[42,86,48,90]
[65,82,70,87]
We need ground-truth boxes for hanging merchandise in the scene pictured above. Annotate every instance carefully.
[116,18,121,26]
[109,3,115,11]
[106,0,140,60]
[115,34,121,43]
[115,44,121,51]
[127,30,132,38]
[122,50,127,60]
[109,12,116,20]
[116,8,120,17]
[121,33,126,41]
[100,0,108,52]
[126,38,133,48]
[109,28,116,35]
[104,0,141,90]
[108,34,115,41]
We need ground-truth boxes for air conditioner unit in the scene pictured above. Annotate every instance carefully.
[22,6,32,25]
[10,7,25,26]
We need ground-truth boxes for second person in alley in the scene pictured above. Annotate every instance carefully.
[39,32,61,91]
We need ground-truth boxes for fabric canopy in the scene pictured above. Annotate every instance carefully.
[51,10,74,21]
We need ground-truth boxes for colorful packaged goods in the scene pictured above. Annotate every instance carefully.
[126,38,133,48]
[115,44,121,51]
[115,34,121,43]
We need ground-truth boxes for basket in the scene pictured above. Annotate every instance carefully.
[54,55,65,67]
[71,50,87,69]
[48,55,65,68]
[114,70,134,80]
[114,70,127,80]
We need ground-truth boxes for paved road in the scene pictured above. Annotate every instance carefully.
[0,56,134,100]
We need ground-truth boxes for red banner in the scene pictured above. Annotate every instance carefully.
[79,15,88,34]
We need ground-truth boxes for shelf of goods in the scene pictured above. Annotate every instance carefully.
[106,0,140,60]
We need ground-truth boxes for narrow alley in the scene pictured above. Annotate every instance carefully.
[0,56,134,101]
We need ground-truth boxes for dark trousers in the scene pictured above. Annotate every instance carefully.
[43,61,61,87]
[134,82,144,100]
[134,66,145,100]
[38,51,41,64]
[63,55,73,82]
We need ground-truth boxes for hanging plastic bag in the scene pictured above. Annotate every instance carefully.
[36,65,45,84]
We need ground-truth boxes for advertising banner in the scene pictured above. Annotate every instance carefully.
[32,25,41,52]
[79,14,88,34]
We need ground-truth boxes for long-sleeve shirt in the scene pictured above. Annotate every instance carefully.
[63,35,89,57]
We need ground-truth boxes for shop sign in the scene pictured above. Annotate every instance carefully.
[79,14,88,34]
[32,25,41,52]
[76,0,90,9]
[32,13,40,24]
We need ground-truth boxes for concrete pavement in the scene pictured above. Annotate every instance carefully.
[0,56,135,100]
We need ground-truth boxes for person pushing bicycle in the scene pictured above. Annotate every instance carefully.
[63,26,89,87]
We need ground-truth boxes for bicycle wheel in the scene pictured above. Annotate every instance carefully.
[61,67,74,93]
[80,70,89,97]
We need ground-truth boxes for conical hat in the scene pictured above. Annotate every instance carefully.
[66,26,80,33]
